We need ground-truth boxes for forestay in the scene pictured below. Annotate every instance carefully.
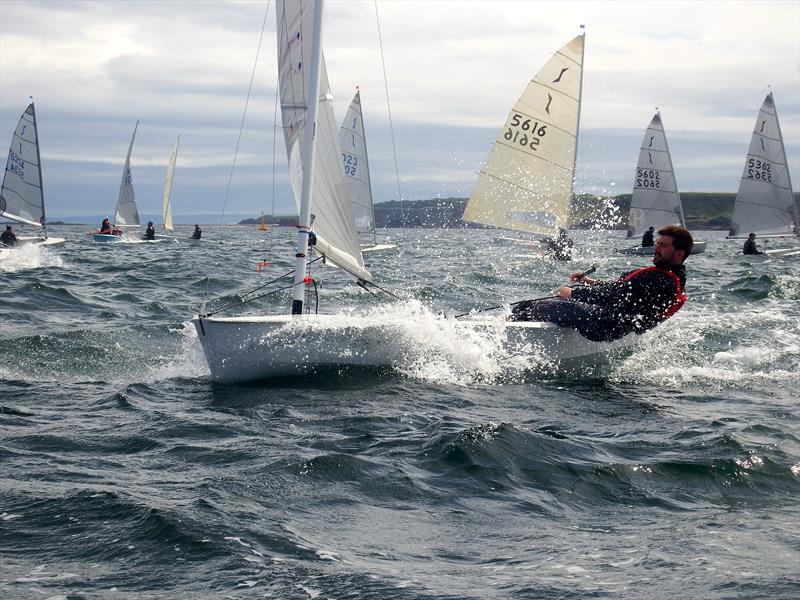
[339,89,375,233]
[463,34,585,237]
[114,121,140,227]
[276,0,371,282]
[161,135,180,231]
[729,93,798,238]
[0,103,45,228]
[627,112,684,237]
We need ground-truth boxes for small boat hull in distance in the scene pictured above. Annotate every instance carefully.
[92,233,122,243]
[16,236,66,247]
[619,240,706,256]
[193,313,637,383]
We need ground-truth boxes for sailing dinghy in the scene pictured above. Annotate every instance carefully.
[619,112,706,255]
[152,135,180,241]
[338,88,395,252]
[0,101,65,258]
[92,121,140,243]
[727,92,798,245]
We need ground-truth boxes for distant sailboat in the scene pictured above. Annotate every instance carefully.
[0,101,65,257]
[338,89,395,253]
[158,134,179,238]
[93,121,140,243]
[728,92,798,241]
[463,34,585,253]
[620,111,706,255]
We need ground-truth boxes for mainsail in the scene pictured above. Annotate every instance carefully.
[627,112,684,237]
[161,135,180,232]
[729,92,798,238]
[338,89,375,234]
[463,34,585,237]
[114,121,140,227]
[276,0,371,282]
[0,103,46,228]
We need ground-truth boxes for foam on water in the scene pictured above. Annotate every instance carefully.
[0,244,66,272]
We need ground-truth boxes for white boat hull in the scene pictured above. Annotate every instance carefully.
[619,240,706,255]
[15,236,66,247]
[193,313,637,384]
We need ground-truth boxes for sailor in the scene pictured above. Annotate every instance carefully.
[191,224,202,240]
[641,226,655,247]
[742,233,761,255]
[545,228,574,261]
[144,221,156,240]
[510,225,691,342]
[1,225,17,247]
[99,217,113,234]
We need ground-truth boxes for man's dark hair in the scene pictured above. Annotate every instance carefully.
[658,225,693,256]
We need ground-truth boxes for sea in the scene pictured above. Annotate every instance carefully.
[1,225,798,599]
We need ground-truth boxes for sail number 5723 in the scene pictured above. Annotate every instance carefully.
[505,113,547,151]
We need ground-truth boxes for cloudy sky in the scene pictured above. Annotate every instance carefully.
[1,0,798,221]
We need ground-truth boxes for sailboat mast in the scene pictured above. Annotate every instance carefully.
[658,111,685,226]
[568,28,586,232]
[770,92,799,233]
[292,0,325,315]
[30,100,47,236]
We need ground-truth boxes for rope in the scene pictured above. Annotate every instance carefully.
[374,0,404,225]
[219,0,271,226]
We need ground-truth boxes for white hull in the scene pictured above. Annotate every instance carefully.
[193,313,637,384]
[15,236,66,247]
[619,240,706,255]
[360,243,397,253]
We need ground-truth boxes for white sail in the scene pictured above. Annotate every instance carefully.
[338,89,375,233]
[627,112,684,237]
[729,93,798,238]
[463,34,585,237]
[114,121,140,227]
[0,103,45,228]
[161,135,180,231]
[277,0,371,282]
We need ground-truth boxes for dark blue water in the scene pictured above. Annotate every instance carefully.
[1,226,798,599]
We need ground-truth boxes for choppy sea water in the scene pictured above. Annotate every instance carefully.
[1,225,798,599]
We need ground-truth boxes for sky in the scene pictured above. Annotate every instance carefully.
[1,0,799,221]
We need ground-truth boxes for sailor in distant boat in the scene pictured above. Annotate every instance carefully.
[544,228,574,261]
[144,221,156,240]
[641,226,655,247]
[511,225,691,342]
[1,225,17,247]
[99,217,113,234]
[192,224,202,240]
[742,233,762,255]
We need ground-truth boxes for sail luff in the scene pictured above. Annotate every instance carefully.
[30,102,47,235]
[0,103,45,228]
[658,112,685,227]
[568,32,586,228]
[161,135,179,232]
[770,93,799,233]
[359,90,378,245]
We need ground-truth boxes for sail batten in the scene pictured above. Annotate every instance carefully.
[729,93,798,238]
[0,103,45,228]
[277,0,370,280]
[463,34,585,237]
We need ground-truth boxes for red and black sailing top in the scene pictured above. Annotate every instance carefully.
[570,264,687,334]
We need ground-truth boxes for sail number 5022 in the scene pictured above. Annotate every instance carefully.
[342,153,358,176]
[505,113,547,151]
[746,158,772,182]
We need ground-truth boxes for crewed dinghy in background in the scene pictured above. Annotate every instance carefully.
[92,121,140,243]
[619,112,705,256]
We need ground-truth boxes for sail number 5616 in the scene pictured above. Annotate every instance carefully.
[505,113,547,151]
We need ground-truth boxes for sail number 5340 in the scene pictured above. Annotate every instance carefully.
[746,158,772,183]
[505,113,547,151]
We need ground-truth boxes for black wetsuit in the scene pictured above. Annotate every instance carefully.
[192,227,202,240]
[641,230,654,247]
[742,239,760,255]
[145,225,156,240]
[510,264,687,342]
[0,230,17,246]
